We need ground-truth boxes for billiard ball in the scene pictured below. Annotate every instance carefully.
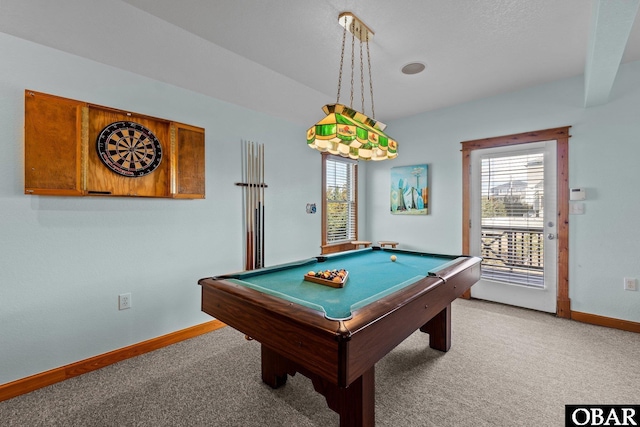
[390,255,397,262]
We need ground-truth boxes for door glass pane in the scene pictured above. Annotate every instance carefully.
[480,151,545,288]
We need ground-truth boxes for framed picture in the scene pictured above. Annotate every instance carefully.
[390,164,428,215]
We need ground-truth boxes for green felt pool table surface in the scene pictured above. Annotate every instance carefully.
[218,248,462,320]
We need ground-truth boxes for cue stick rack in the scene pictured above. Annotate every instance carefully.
[236,140,267,270]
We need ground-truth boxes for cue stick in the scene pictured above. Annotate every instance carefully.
[254,142,259,269]
[242,140,248,270]
[253,142,258,269]
[257,142,262,268]
[244,141,252,270]
[252,141,258,269]
[248,141,255,270]
[246,140,254,270]
[254,142,259,268]
[244,140,248,270]
[260,143,265,268]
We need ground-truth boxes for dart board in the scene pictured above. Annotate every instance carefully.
[96,121,163,177]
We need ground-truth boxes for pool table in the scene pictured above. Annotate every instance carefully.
[199,247,481,427]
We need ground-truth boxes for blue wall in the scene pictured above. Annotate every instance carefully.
[0,33,321,384]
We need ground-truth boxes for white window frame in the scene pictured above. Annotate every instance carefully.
[322,154,358,248]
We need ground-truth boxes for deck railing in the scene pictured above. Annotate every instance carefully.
[480,224,544,288]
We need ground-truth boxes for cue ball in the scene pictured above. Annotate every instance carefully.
[390,255,397,262]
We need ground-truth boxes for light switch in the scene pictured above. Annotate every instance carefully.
[569,203,585,215]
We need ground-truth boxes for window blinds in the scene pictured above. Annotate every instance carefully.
[480,152,545,288]
[326,157,356,243]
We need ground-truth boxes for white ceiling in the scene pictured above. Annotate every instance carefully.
[118,0,639,124]
[3,0,639,126]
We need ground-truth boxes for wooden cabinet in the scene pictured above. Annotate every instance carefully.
[24,90,205,199]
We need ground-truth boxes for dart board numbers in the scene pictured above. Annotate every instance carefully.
[96,121,163,177]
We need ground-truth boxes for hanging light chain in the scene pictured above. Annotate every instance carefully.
[366,37,375,119]
[350,23,355,109]
[336,15,348,104]
[360,36,365,114]
[335,13,377,118]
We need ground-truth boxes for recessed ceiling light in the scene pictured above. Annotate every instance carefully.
[401,62,426,75]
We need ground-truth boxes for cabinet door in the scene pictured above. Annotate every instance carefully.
[171,123,205,199]
[24,91,85,195]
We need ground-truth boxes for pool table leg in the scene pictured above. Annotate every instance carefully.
[420,303,451,352]
[334,366,375,427]
[260,345,375,426]
[309,366,375,427]
[261,345,291,388]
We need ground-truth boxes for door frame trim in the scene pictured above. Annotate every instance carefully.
[461,126,571,318]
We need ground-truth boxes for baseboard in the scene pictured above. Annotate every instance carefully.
[571,311,640,333]
[0,319,226,402]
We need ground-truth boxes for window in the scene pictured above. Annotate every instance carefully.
[478,148,546,288]
[322,154,358,247]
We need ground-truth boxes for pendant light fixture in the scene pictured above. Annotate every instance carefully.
[306,12,398,161]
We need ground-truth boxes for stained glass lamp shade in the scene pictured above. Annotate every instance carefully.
[307,12,398,161]
[307,104,398,161]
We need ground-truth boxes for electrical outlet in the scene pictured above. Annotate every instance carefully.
[623,278,637,291]
[118,293,132,310]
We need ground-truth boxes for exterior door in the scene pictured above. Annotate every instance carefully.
[469,141,558,312]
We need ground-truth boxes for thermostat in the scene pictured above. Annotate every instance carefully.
[570,188,586,201]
